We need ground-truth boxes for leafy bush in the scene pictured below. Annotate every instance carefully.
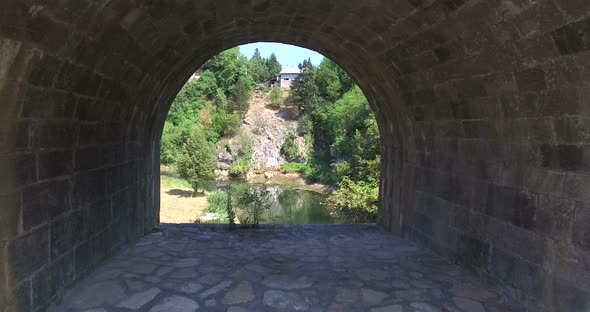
[206,191,229,215]
[229,157,252,177]
[326,177,378,223]
[236,187,271,228]
[234,132,254,158]
[280,131,300,161]
[268,87,284,109]
[252,115,268,135]
[280,162,307,174]
[212,111,242,137]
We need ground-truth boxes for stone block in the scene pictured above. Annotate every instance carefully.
[9,226,49,282]
[16,152,36,186]
[551,277,590,312]
[0,38,21,81]
[86,201,111,237]
[74,241,90,278]
[514,67,547,92]
[50,216,77,260]
[75,97,100,122]
[574,202,590,252]
[512,257,547,300]
[21,88,75,119]
[73,171,106,207]
[0,193,19,241]
[541,144,585,171]
[55,63,102,97]
[38,122,75,149]
[534,195,574,242]
[488,247,516,284]
[551,17,590,56]
[486,184,537,230]
[31,179,71,222]
[28,54,61,87]
[38,150,73,180]
[74,147,101,171]
[453,232,489,269]
[32,252,75,310]
[563,174,590,204]
[553,117,590,144]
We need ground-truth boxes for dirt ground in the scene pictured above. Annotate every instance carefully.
[159,187,208,224]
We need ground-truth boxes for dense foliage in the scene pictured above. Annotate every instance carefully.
[162,46,380,223]
[290,58,380,222]
[162,47,279,190]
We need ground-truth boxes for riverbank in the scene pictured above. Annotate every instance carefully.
[160,166,333,224]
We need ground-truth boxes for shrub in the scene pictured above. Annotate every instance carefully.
[206,191,229,215]
[280,131,300,161]
[234,131,254,158]
[252,115,268,135]
[326,177,378,223]
[229,157,252,177]
[268,87,284,109]
[236,187,271,228]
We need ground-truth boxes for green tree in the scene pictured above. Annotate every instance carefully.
[177,127,217,194]
[249,48,268,83]
[207,47,250,95]
[229,75,255,117]
[266,53,282,81]
[290,61,321,115]
[195,70,218,100]
[268,86,283,108]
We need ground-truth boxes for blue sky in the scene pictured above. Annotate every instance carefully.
[240,42,325,68]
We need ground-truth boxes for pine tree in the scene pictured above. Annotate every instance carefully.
[177,127,217,194]
[266,53,282,81]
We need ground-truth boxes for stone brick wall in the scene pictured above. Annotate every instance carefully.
[0,0,588,311]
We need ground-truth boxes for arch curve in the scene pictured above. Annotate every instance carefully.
[1,0,589,310]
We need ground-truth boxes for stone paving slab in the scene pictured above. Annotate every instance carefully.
[51,224,524,312]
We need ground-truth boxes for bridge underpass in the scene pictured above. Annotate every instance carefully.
[0,0,589,311]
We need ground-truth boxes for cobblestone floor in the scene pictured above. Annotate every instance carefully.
[53,224,524,312]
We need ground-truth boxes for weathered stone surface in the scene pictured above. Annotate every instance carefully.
[179,282,203,294]
[370,305,403,312]
[335,288,358,303]
[116,287,160,309]
[453,297,485,312]
[361,288,388,305]
[52,224,526,312]
[4,2,590,310]
[410,302,442,312]
[263,290,309,311]
[262,275,313,289]
[221,281,255,305]
[149,295,199,312]
[199,280,233,299]
[67,281,126,309]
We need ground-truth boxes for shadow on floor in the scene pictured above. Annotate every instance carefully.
[166,189,201,198]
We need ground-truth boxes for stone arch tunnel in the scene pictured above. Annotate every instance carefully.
[0,0,589,311]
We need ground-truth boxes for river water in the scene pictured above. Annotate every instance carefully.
[218,181,337,224]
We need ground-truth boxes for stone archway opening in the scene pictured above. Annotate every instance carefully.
[1,1,589,311]
[156,43,385,227]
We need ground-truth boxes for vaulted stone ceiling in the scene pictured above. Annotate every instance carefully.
[0,0,589,311]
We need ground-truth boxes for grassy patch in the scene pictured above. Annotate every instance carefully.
[280,162,306,174]
[160,174,192,189]
[160,166,192,188]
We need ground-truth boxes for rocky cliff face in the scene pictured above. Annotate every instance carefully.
[220,89,307,172]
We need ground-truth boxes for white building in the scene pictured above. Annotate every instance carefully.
[278,67,301,88]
